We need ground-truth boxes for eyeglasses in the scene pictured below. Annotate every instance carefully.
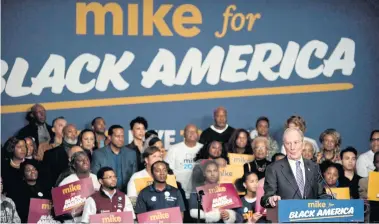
[102,175,117,180]
[371,138,379,142]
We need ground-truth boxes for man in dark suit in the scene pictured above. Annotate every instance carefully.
[261,128,324,208]
[91,125,137,194]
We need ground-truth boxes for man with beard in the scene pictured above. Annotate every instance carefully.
[17,104,55,148]
[135,161,186,216]
[42,124,78,189]
[199,107,235,146]
[91,125,137,193]
[127,117,148,171]
[91,117,109,148]
[81,167,136,223]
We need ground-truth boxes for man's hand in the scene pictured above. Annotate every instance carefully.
[248,212,263,223]
[220,210,229,220]
[268,195,281,207]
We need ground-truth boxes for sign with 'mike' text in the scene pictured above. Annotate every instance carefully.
[278,199,364,223]
[137,207,182,223]
[28,199,60,223]
[51,177,95,216]
[197,183,242,212]
[89,211,134,223]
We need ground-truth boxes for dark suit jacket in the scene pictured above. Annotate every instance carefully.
[91,145,137,193]
[42,145,69,189]
[261,157,323,208]
[17,122,54,147]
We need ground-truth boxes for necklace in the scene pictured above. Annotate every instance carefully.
[10,159,21,168]
[254,160,267,172]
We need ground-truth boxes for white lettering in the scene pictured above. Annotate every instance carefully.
[96,52,133,91]
[296,40,328,79]
[279,41,300,79]
[164,130,176,148]
[323,37,356,76]
[175,46,224,85]
[66,53,100,93]
[141,49,176,88]
[31,54,66,95]
[6,58,32,97]
[1,60,8,93]
[221,45,252,83]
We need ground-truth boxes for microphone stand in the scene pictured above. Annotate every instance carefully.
[197,190,205,223]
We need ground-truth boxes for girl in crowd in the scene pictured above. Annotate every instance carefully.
[0,177,21,223]
[189,160,241,223]
[1,137,27,195]
[127,146,163,199]
[317,129,342,164]
[9,160,50,223]
[143,135,166,158]
[227,129,253,155]
[194,140,229,166]
[243,137,271,180]
[236,172,263,223]
[77,129,98,162]
[322,162,344,191]
[302,140,316,161]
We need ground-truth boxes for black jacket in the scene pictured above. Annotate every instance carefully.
[17,122,54,147]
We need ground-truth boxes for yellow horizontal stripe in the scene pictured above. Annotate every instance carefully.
[0,83,353,114]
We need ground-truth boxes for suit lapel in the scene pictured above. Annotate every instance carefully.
[303,160,313,198]
[281,158,301,197]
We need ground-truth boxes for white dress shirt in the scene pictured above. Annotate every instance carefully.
[287,157,306,185]
[81,189,135,223]
[356,150,375,178]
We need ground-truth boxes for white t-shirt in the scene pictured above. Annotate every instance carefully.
[127,169,150,198]
[356,150,375,177]
[281,136,320,155]
[165,141,203,198]
[59,173,100,191]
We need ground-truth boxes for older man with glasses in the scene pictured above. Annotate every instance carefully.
[356,130,379,178]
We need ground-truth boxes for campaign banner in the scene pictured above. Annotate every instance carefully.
[278,199,364,223]
[137,207,183,223]
[219,165,244,184]
[28,198,59,224]
[368,172,379,201]
[134,175,178,194]
[228,153,254,166]
[89,211,134,223]
[51,177,95,216]
[326,187,350,199]
[196,183,242,212]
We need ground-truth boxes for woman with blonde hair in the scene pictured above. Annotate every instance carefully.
[280,115,320,155]
[317,128,342,164]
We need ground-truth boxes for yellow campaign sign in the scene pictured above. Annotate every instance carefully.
[228,153,254,166]
[368,172,379,201]
[326,187,350,199]
[219,165,244,184]
[134,175,177,194]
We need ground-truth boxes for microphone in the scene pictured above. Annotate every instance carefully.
[197,190,205,223]
[317,167,335,199]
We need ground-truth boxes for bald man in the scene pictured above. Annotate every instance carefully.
[17,104,55,148]
[199,107,235,146]
[165,124,203,199]
[42,124,78,189]
[261,128,324,208]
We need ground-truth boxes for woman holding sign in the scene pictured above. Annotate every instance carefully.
[189,160,242,223]
[127,146,165,199]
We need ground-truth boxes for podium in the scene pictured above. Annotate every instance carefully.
[266,199,364,223]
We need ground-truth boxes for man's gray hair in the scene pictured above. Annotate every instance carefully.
[283,127,304,142]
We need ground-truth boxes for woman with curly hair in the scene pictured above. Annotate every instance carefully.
[317,128,342,164]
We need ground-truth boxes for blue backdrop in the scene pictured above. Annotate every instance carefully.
[1,0,379,151]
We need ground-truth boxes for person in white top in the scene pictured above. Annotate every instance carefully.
[58,151,100,190]
[127,146,163,199]
[165,124,203,199]
[280,115,319,155]
[356,130,379,177]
